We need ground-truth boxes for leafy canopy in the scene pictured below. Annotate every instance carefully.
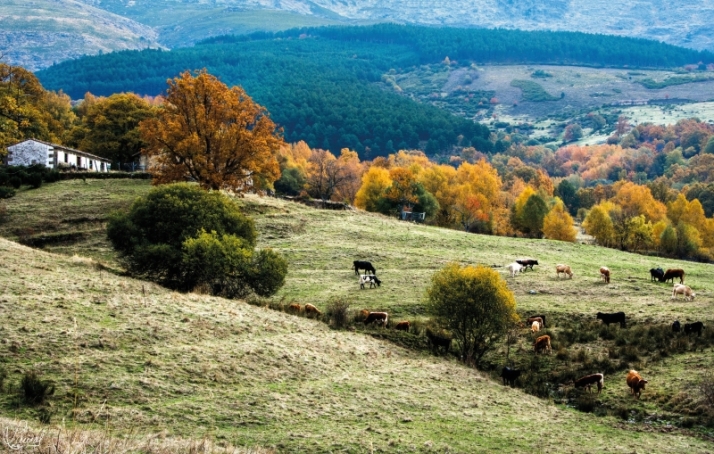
[139,70,284,192]
[426,263,518,366]
[107,183,258,291]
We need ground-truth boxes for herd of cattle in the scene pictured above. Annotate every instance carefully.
[287,258,707,400]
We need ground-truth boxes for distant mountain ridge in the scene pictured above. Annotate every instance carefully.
[0,0,161,71]
[3,0,714,70]
[88,0,714,50]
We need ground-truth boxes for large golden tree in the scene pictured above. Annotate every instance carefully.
[140,70,283,192]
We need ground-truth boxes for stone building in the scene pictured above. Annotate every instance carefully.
[4,139,111,171]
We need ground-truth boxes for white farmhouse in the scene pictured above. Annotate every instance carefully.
[4,139,111,172]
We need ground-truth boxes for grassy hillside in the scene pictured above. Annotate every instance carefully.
[0,226,712,451]
[0,0,161,71]
[1,180,714,451]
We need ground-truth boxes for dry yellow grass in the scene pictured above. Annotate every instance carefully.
[1,236,713,452]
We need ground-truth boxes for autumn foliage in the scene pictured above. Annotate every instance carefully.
[140,70,284,192]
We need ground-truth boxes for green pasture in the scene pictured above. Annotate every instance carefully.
[0,180,713,452]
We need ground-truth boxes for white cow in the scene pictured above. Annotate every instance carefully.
[671,284,695,301]
[506,262,523,278]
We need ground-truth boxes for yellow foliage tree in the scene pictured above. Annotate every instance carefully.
[612,182,666,222]
[140,70,283,192]
[542,199,577,242]
[354,166,392,211]
[426,263,518,366]
[418,164,459,226]
[583,203,615,247]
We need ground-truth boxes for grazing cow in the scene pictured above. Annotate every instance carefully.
[649,267,664,282]
[359,275,382,289]
[527,315,547,328]
[599,266,611,284]
[661,268,685,284]
[574,373,605,394]
[684,321,705,337]
[626,370,648,399]
[556,264,573,279]
[304,303,322,316]
[531,320,541,333]
[506,262,523,278]
[671,284,695,301]
[516,259,539,271]
[359,309,371,320]
[363,311,388,328]
[596,311,626,328]
[500,367,522,387]
[534,335,551,354]
[672,320,681,333]
[426,329,452,355]
[395,321,411,332]
[287,303,302,313]
[353,260,376,275]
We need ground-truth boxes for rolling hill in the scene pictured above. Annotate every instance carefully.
[0,179,713,451]
[0,0,162,71]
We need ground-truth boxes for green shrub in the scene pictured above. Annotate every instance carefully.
[0,187,15,199]
[108,183,286,298]
[20,371,55,405]
[26,172,43,189]
[8,176,22,189]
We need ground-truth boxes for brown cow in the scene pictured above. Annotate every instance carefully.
[534,335,551,354]
[574,373,604,394]
[662,268,685,284]
[287,303,302,313]
[626,370,648,399]
[359,309,371,320]
[364,311,388,328]
[395,321,410,332]
[556,264,573,279]
[304,303,322,317]
[600,266,610,283]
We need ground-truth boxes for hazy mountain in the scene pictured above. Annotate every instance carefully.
[0,0,161,71]
[85,0,714,51]
[4,0,714,70]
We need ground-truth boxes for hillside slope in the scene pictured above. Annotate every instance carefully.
[0,0,161,70]
[1,236,713,452]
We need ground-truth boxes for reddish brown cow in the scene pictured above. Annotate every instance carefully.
[364,311,388,328]
[395,321,410,332]
[304,303,322,317]
[359,309,371,320]
[534,335,551,354]
[574,373,604,394]
[600,266,610,284]
[626,370,648,399]
[287,303,302,313]
[662,268,685,284]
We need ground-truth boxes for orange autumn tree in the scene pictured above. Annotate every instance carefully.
[140,69,283,192]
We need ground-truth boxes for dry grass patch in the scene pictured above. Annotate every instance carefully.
[0,239,713,451]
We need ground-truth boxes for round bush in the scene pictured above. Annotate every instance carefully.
[108,183,286,298]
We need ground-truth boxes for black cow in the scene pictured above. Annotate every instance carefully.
[684,321,705,337]
[353,260,376,275]
[649,268,664,282]
[500,367,521,387]
[672,320,681,333]
[596,311,626,328]
[516,259,539,271]
[426,329,452,355]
